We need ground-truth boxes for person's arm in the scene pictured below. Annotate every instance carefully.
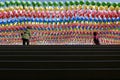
[29,31,31,38]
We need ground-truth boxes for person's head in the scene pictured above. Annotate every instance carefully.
[93,32,97,36]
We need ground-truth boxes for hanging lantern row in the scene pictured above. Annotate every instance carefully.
[0,21,119,32]
[0,17,120,27]
[0,1,120,8]
[0,5,119,12]
[0,9,120,19]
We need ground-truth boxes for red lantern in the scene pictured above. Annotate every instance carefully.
[27,10,32,17]
[0,12,3,18]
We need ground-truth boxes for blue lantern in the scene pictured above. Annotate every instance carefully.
[39,18,43,22]
[89,17,92,22]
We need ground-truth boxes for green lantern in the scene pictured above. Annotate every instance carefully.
[0,2,4,7]
[15,1,21,6]
[32,1,37,7]
[91,1,96,5]
[26,1,31,6]
[112,2,117,7]
[43,1,48,7]
[48,1,53,6]
[5,1,10,7]
[37,1,42,7]
[65,1,69,6]
[79,0,84,5]
[59,1,64,6]
[21,1,26,6]
[107,2,111,7]
[86,0,90,5]
[70,1,75,5]
[118,3,120,7]
[96,1,101,6]
[102,2,107,6]
[75,1,79,5]
[53,1,58,7]
[10,0,15,6]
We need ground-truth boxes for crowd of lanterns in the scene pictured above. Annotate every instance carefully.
[0,0,120,45]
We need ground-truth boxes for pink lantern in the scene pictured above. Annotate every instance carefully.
[0,12,3,18]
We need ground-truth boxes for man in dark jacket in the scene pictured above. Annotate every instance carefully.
[21,27,31,45]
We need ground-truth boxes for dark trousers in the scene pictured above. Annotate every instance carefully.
[22,38,29,45]
[94,38,100,45]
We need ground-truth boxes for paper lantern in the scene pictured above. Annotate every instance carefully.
[70,1,75,6]
[26,1,31,6]
[5,1,10,7]
[86,0,90,5]
[112,2,117,7]
[64,1,69,6]
[24,6,29,11]
[102,1,107,6]
[59,1,64,6]
[96,1,101,6]
[39,7,44,11]
[21,1,26,6]
[32,1,37,7]
[104,6,108,10]
[19,6,23,10]
[43,1,48,7]
[91,1,96,5]
[54,7,59,11]
[79,0,84,5]
[10,0,16,6]
[75,1,79,5]
[107,2,111,7]
[84,5,88,10]
[35,7,39,11]
[109,6,114,11]
[99,6,104,10]
[53,1,58,7]
[89,5,93,10]
[15,1,21,6]
[37,1,42,7]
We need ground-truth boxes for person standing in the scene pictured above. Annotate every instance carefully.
[93,32,100,45]
[21,27,31,45]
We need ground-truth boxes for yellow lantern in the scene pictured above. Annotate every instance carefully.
[84,5,88,10]
[14,6,19,10]
[39,7,44,11]
[9,6,14,11]
[4,7,8,12]
[24,6,29,11]
[60,7,64,11]
[0,8,4,12]
[69,6,73,10]
[109,6,114,11]
[19,6,23,10]
[54,7,59,11]
[35,7,39,11]
[29,6,33,11]
[95,6,98,10]
[78,5,82,10]
[65,6,69,10]
[105,6,108,11]
[99,6,104,10]
[74,6,77,10]
[89,5,93,10]
[45,7,49,11]
[73,6,76,10]
[115,6,119,11]
[48,6,53,11]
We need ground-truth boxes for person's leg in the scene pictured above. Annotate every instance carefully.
[26,39,29,45]
[22,39,26,45]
